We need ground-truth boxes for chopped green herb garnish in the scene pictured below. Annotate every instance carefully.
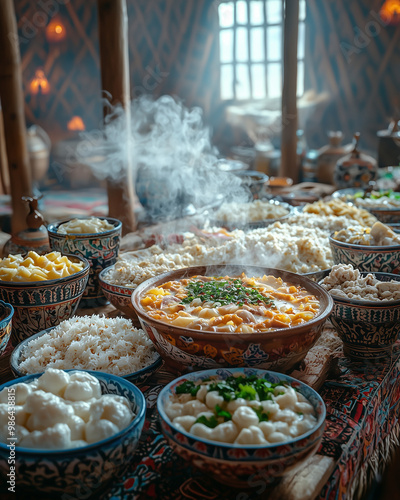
[196,415,219,428]
[237,384,257,400]
[215,405,232,421]
[252,407,270,422]
[180,278,275,308]
[208,375,284,402]
[208,381,236,401]
[175,380,200,396]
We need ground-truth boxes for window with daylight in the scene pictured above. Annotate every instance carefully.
[218,0,306,101]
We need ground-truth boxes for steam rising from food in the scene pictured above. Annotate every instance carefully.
[81,95,250,219]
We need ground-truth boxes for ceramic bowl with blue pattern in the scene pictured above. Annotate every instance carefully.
[326,272,400,361]
[0,300,13,355]
[329,234,400,275]
[99,265,138,319]
[132,265,333,373]
[0,255,89,345]
[9,326,163,386]
[0,369,146,497]
[158,367,326,488]
[47,217,122,308]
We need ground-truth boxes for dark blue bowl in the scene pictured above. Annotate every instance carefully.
[158,367,326,488]
[0,369,146,497]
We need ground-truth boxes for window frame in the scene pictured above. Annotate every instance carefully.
[218,0,306,103]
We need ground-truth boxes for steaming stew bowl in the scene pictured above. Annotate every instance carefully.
[158,367,326,488]
[131,265,333,373]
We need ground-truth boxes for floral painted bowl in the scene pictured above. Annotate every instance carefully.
[131,265,333,374]
[9,326,163,385]
[325,272,400,361]
[0,300,13,354]
[99,266,138,320]
[47,217,122,308]
[158,367,326,488]
[0,255,89,345]
[0,369,146,497]
[329,235,400,274]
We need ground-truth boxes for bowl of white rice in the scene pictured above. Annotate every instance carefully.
[10,315,162,385]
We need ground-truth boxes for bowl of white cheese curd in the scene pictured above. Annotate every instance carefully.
[0,368,145,497]
[47,217,122,307]
[158,367,325,488]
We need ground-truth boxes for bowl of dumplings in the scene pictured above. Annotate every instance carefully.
[158,367,326,487]
[0,368,146,497]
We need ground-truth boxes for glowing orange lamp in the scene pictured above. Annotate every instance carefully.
[46,19,66,42]
[29,69,50,95]
[380,0,400,25]
[67,116,85,131]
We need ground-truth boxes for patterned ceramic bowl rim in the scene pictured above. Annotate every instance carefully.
[332,189,400,211]
[0,254,90,288]
[132,265,334,340]
[47,217,122,238]
[329,233,400,252]
[0,369,146,455]
[158,367,326,449]
[319,272,400,307]
[212,200,293,229]
[0,300,14,325]
[10,326,162,380]
[98,266,134,294]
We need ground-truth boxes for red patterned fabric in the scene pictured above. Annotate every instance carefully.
[106,343,400,499]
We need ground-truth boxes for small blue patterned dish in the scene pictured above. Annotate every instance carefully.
[10,327,163,385]
[0,369,146,497]
[325,272,400,361]
[329,234,400,275]
[0,255,89,345]
[47,217,122,308]
[0,300,13,355]
[158,368,326,488]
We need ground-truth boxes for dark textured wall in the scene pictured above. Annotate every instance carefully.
[14,0,400,155]
[304,0,400,152]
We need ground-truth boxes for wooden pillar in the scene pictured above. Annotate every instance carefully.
[280,0,299,182]
[0,104,10,195]
[0,0,32,233]
[97,0,136,234]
